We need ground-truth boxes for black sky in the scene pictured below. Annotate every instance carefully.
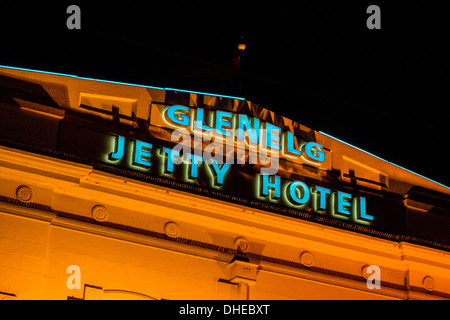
[1,1,449,187]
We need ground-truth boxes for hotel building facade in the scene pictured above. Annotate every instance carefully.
[0,66,449,300]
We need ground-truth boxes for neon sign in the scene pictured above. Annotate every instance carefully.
[257,174,373,224]
[160,105,327,170]
[105,133,374,225]
[88,104,375,225]
[106,135,231,187]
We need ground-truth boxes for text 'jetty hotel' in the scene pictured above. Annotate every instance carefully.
[0,65,449,300]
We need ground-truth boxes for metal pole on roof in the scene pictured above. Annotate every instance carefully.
[237,35,247,97]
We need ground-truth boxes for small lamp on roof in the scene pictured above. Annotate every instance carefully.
[237,36,246,51]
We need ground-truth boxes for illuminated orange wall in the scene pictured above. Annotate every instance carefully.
[1,145,450,300]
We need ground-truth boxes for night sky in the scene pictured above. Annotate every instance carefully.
[1,1,449,187]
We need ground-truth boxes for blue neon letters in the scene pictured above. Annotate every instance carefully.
[260,174,373,223]
[264,123,281,150]
[261,174,281,199]
[286,131,302,156]
[289,181,310,204]
[163,105,326,165]
[304,142,325,162]
[166,105,190,126]
[109,135,125,160]
[134,140,152,167]
[215,111,233,137]
[107,102,374,225]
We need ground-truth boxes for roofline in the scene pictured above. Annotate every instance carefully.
[1,64,447,191]
[319,131,450,191]
[0,64,246,101]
